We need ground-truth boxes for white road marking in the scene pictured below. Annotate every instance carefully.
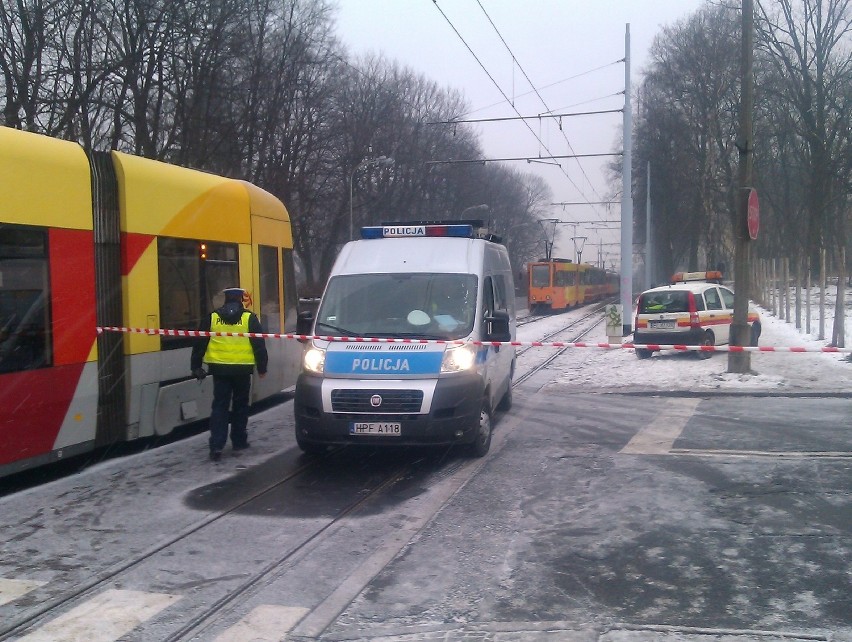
[620,398,701,454]
[214,605,309,641]
[17,589,180,642]
[670,448,852,459]
[0,579,47,606]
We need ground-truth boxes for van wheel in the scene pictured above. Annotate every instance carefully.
[696,331,715,359]
[465,402,492,458]
[635,348,652,359]
[295,427,326,456]
[496,384,513,411]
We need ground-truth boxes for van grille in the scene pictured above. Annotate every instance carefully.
[331,389,423,413]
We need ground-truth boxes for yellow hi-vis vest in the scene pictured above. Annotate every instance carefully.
[204,311,256,365]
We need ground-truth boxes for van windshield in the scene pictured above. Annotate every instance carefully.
[316,273,478,340]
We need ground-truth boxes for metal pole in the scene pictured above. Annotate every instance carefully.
[349,168,355,241]
[645,161,652,288]
[620,24,634,336]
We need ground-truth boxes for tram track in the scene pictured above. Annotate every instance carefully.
[513,302,609,386]
[1,303,611,641]
[0,449,418,641]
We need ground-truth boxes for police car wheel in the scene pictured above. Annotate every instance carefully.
[696,331,715,360]
[466,403,492,458]
[635,348,652,359]
[750,324,761,347]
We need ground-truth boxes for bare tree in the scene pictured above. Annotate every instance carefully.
[755,0,851,266]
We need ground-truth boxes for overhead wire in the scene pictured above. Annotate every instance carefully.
[430,0,590,201]
[462,60,624,118]
[474,0,605,207]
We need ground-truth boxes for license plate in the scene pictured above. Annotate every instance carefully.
[350,422,402,436]
[650,320,675,329]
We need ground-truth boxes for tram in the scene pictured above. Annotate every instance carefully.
[527,258,618,313]
[0,126,301,477]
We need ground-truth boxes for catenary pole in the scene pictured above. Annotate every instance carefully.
[645,161,652,288]
[621,24,634,336]
[728,0,754,373]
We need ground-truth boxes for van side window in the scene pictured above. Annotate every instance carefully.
[492,275,508,311]
[483,276,496,318]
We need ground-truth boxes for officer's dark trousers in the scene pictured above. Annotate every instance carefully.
[209,373,251,452]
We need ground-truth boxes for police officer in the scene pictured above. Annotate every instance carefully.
[191,287,268,461]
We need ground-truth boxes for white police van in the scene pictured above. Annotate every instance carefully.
[293,221,516,457]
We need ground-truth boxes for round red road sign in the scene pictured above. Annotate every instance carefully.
[747,188,759,240]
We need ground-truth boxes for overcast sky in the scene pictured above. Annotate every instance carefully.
[333,0,708,262]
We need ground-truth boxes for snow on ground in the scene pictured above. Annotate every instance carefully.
[516,301,852,394]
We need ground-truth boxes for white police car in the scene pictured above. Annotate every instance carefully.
[633,271,761,359]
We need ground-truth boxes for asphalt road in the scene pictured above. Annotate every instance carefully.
[0,376,849,642]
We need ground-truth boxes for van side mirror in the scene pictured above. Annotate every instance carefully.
[485,309,511,343]
[296,310,314,341]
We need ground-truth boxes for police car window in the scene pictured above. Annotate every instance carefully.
[639,290,690,313]
[704,287,723,310]
[720,287,735,309]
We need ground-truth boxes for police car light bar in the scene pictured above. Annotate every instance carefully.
[671,270,723,283]
[361,223,475,239]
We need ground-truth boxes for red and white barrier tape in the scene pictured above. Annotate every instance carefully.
[96,326,852,354]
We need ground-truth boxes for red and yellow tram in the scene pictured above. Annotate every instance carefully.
[527,258,618,313]
[0,126,301,477]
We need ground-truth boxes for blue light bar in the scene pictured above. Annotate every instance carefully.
[360,224,474,240]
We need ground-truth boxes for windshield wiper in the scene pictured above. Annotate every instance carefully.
[315,322,362,337]
[380,332,449,340]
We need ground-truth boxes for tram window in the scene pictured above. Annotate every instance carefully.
[0,226,50,374]
[203,243,239,310]
[531,265,550,288]
[258,245,281,333]
[158,238,238,349]
[554,270,573,287]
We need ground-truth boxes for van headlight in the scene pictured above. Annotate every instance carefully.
[303,346,326,374]
[441,343,477,373]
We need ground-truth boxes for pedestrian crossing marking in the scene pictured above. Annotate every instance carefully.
[16,588,181,642]
[620,398,700,454]
[0,579,47,607]
[214,605,309,641]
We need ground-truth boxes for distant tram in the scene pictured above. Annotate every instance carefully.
[0,126,302,477]
[527,258,618,313]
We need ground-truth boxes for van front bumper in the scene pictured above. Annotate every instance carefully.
[293,373,484,448]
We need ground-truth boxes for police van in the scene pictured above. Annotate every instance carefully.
[293,221,516,457]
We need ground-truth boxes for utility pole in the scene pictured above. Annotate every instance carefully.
[728,0,754,373]
[620,24,634,336]
[645,161,652,288]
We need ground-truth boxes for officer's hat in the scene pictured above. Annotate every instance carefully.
[222,287,246,301]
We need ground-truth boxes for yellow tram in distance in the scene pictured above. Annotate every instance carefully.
[527,258,618,314]
[0,126,301,477]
